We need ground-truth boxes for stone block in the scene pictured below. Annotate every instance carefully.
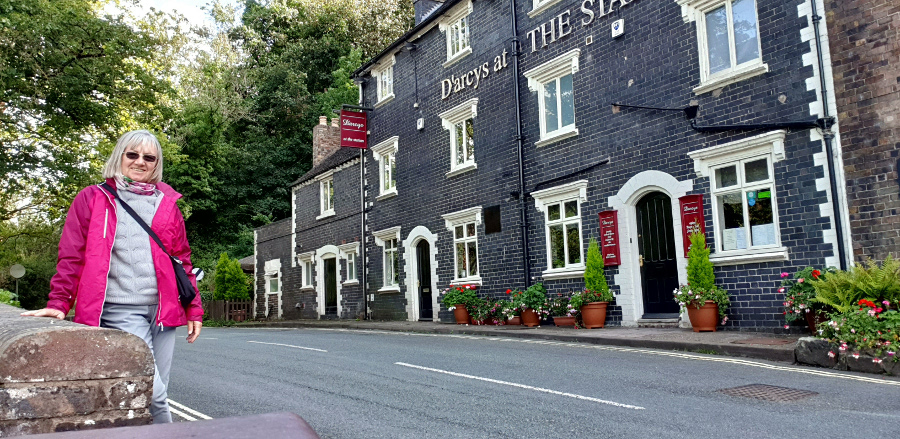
[794,337,838,368]
[0,378,152,420]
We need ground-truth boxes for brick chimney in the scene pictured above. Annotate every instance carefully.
[312,116,341,168]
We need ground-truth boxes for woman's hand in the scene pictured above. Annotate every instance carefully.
[187,320,202,343]
[20,308,65,320]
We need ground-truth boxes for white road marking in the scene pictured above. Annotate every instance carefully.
[311,328,900,387]
[167,399,213,420]
[247,340,328,352]
[203,338,219,340]
[396,362,645,410]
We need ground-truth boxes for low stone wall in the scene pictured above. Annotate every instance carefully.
[795,337,899,375]
[0,304,154,436]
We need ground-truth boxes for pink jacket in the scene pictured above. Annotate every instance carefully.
[47,179,203,327]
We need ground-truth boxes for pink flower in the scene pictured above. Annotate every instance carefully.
[883,300,890,307]
[873,358,883,364]
[784,325,790,329]
[778,288,785,293]
[852,353,860,359]
[797,278,805,283]
[888,351,896,356]
[781,272,789,278]
[827,351,835,358]
[850,328,856,333]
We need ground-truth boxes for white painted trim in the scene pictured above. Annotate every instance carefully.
[532,180,588,276]
[263,259,282,319]
[541,267,585,280]
[445,162,478,178]
[441,206,483,231]
[297,251,315,291]
[314,244,342,318]
[532,180,588,211]
[253,230,260,316]
[291,186,298,268]
[372,136,399,198]
[402,226,440,322]
[523,49,581,92]
[710,247,789,265]
[440,98,479,173]
[528,0,565,18]
[688,130,786,177]
[608,171,693,328]
[443,46,472,68]
[373,226,402,290]
[338,242,360,282]
[534,126,579,148]
[693,62,769,95]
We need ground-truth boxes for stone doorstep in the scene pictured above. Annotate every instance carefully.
[637,318,680,328]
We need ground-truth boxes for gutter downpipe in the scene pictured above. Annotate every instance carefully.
[811,0,848,270]
[509,0,530,288]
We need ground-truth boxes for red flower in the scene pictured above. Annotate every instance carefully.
[506,289,511,294]
[812,269,821,279]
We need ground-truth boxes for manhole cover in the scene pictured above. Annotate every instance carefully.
[731,338,794,346]
[719,384,818,402]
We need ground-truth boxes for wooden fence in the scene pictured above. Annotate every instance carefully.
[204,300,254,321]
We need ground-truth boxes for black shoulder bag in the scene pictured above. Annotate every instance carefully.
[102,183,197,308]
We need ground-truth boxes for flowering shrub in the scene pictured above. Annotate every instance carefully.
[818,300,900,363]
[780,267,831,324]
[440,284,478,310]
[673,285,730,323]
[500,291,521,318]
[548,294,577,317]
[510,282,549,316]
[569,288,612,309]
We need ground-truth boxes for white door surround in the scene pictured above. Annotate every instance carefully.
[608,170,693,327]
[402,226,440,322]
[314,244,342,318]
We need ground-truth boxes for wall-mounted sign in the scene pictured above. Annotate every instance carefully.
[441,50,508,99]
[340,110,367,149]
[679,194,706,257]
[598,210,621,266]
[524,0,642,54]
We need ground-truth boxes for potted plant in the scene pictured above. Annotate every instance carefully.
[549,294,577,328]
[502,290,521,325]
[673,232,730,332]
[440,284,478,324]
[780,267,832,333]
[571,238,613,329]
[468,297,491,324]
[511,283,548,327]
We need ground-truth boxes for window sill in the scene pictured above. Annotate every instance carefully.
[374,94,395,108]
[710,246,789,266]
[316,210,335,221]
[376,189,397,201]
[535,126,578,148]
[541,266,585,280]
[694,62,769,95]
[300,285,315,291]
[527,0,564,18]
[450,276,482,287]
[446,162,477,178]
[443,47,472,69]
[378,285,401,293]
[342,279,359,286]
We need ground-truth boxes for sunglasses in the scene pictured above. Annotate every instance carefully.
[124,151,158,163]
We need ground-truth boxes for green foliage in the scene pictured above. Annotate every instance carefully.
[818,307,900,362]
[584,238,609,296]
[0,220,60,310]
[811,256,900,313]
[213,253,250,300]
[510,283,548,313]
[0,289,21,308]
[686,232,714,291]
[548,294,576,317]
[780,267,832,323]
[439,284,478,308]
[570,287,613,309]
[673,285,731,321]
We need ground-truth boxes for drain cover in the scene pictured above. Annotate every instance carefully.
[719,384,818,402]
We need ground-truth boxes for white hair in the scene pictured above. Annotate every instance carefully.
[102,130,164,184]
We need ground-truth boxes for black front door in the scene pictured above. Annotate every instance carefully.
[636,192,680,317]
[324,258,337,316]
[417,241,433,320]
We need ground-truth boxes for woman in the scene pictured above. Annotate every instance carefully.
[22,130,203,424]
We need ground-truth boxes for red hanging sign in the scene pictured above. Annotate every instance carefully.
[340,109,367,149]
[597,210,621,266]
[679,194,706,257]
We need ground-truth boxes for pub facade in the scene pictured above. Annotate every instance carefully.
[255,0,857,331]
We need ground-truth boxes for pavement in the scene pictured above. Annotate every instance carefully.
[236,319,802,364]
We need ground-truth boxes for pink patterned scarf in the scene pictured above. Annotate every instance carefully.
[114,174,157,196]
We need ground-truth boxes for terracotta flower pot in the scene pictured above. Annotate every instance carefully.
[521,308,540,327]
[453,305,470,324]
[553,316,576,328]
[506,316,521,325]
[580,302,608,329]
[804,310,829,335]
[687,300,719,332]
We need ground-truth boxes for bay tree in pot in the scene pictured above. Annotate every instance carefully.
[673,232,730,332]
[570,238,613,329]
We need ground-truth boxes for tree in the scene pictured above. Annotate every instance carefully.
[686,232,715,291]
[213,253,249,300]
[584,238,611,301]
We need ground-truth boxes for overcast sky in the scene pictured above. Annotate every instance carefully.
[107,0,241,28]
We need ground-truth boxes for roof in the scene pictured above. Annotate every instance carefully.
[238,255,255,273]
[352,0,465,77]
[291,147,361,187]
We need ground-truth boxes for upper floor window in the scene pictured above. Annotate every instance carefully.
[373,56,395,106]
[372,136,398,200]
[523,49,580,147]
[678,0,767,94]
[532,180,587,279]
[442,207,482,284]
[440,0,473,66]
[439,99,478,177]
[318,175,334,218]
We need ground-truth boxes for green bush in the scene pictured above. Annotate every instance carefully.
[686,232,714,291]
[812,256,900,313]
[213,253,250,301]
[584,238,610,297]
[0,289,21,307]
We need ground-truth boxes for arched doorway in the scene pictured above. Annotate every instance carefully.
[636,192,680,317]
[416,240,433,320]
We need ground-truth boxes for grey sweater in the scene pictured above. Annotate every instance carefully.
[105,190,162,306]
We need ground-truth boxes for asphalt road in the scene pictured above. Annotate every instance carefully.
[167,327,900,438]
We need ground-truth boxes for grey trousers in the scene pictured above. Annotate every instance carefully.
[100,303,176,424]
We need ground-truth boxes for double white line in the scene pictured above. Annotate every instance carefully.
[167,399,213,421]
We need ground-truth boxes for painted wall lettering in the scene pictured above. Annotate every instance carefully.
[527,0,639,53]
[441,49,508,99]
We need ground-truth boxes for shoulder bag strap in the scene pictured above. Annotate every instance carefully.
[101,183,177,261]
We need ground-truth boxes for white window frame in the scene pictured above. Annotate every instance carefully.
[688,130,789,265]
[439,98,478,177]
[317,172,335,219]
[263,259,282,319]
[372,136,398,200]
[523,49,580,147]
[373,55,395,107]
[373,226,402,292]
[439,1,473,67]
[676,0,768,94]
[532,180,587,279]
[338,242,360,285]
[528,0,564,18]
[442,206,483,285]
[297,251,316,290]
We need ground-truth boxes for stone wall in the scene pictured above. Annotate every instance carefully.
[0,304,154,436]
[826,0,900,261]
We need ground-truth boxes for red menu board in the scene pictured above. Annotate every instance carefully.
[679,194,705,257]
[597,210,621,266]
[340,109,367,148]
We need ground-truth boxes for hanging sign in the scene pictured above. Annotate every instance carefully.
[597,210,620,266]
[679,194,706,257]
[340,110,367,149]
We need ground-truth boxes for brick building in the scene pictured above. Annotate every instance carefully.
[255,0,875,332]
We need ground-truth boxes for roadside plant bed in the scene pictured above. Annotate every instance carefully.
[779,267,834,334]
